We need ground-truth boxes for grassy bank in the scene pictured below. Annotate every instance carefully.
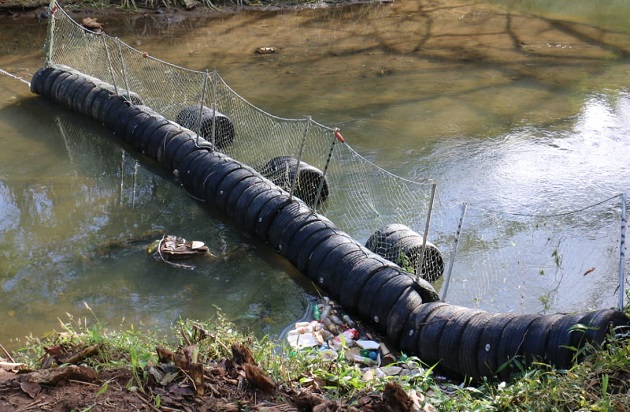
[3,304,629,411]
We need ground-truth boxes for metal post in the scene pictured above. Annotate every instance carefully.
[197,70,209,148]
[211,70,218,149]
[619,193,627,311]
[289,117,311,202]
[44,0,57,67]
[417,182,436,283]
[119,150,126,206]
[102,36,118,95]
[441,202,467,302]
[117,40,132,103]
[313,128,338,212]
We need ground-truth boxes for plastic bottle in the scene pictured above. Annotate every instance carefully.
[312,304,321,321]
[320,305,332,321]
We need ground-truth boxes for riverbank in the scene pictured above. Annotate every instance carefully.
[2,307,629,411]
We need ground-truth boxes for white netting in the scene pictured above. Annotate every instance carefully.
[43,1,628,313]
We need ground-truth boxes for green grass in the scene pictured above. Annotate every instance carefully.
[10,303,630,411]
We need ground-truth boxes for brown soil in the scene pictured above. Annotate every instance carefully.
[0,340,417,412]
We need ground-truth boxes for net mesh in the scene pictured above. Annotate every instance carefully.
[44,2,628,314]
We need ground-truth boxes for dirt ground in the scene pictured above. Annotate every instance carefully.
[0,340,421,412]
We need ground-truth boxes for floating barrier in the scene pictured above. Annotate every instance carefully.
[30,65,630,382]
[175,105,235,150]
[260,156,329,205]
[366,223,444,282]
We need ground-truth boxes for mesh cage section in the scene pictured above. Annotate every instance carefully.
[444,195,624,314]
[212,74,308,170]
[42,1,627,312]
[114,41,206,120]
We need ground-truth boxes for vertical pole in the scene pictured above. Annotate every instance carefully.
[117,40,132,103]
[289,117,311,202]
[313,129,338,213]
[417,182,437,283]
[441,202,467,302]
[44,0,57,68]
[119,150,126,206]
[619,193,627,311]
[102,36,118,95]
[197,70,209,148]
[211,70,218,149]
[131,160,139,209]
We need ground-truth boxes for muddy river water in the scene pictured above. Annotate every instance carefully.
[1,0,630,349]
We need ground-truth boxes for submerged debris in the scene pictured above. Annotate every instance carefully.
[148,234,215,269]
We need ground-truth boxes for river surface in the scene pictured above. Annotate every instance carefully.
[1,0,630,349]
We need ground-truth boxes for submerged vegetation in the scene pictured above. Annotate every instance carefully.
[2,301,629,411]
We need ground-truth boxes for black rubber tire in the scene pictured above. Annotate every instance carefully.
[398,305,423,356]
[546,313,583,369]
[242,188,284,236]
[476,313,518,379]
[386,287,423,348]
[495,314,539,381]
[161,132,196,171]
[521,313,563,367]
[84,88,111,120]
[170,137,201,171]
[233,182,275,229]
[457,311,497,382]
[286,219,337,267]
[49,71,73,102]
[62,76,88,109]
[417,305,467,366]
[356,266,400,320]
[295,227,338,273]
[369,273,414,334]
[175,106,235,150]
[277,212,321,255]
[177,150,209,191]
[214,168,258,212]
[44,71,70,101]
[105,99,134,134]
[267,201,312,251]
[55,75,83,109]
[99,95,128,126]
[120,109,153,144]
[260,156,329,205]
[185,151,224,198]
[339,257,392,314]
[331,248,369,289]
[572,309,630,350]
[137,117,173,153]
[308,234,357,284]
[412,302,451,358]
[314,241,365,298]
[225,175,266,220]
[412,277,440,303]
[72,81,97,114]
[113,105,143,138]
[41,69,66,97]
[438,307,484,377]
[30,67,52,95]
[153,126,186,162]
[366,223,444,282]
[203,162,243,202]
[254,194,293,242]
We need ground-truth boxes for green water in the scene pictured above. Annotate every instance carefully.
[1,0,630,349]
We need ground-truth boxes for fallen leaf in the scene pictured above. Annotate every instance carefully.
[20,381,42,399]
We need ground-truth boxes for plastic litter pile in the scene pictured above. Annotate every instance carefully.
[286,297,426,379]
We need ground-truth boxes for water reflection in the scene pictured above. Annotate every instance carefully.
[0,98,311,349]
[1,0,630,346]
